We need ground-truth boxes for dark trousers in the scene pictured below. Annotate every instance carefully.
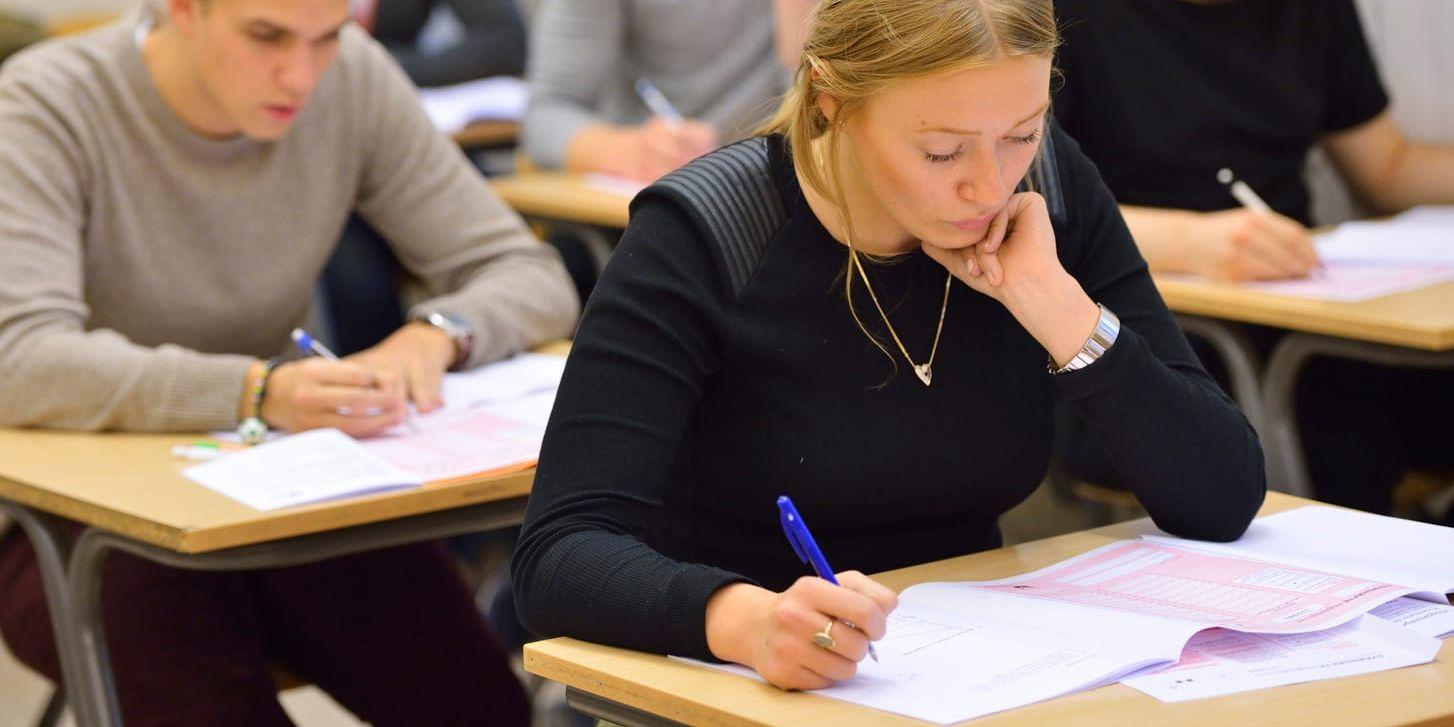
[0,528,528,727]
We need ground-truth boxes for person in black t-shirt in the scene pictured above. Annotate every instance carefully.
[1052,0,1454,516]
[1054,0,1454,282]
[513,0,1264,692]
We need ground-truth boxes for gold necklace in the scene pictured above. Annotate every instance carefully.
[850,250,951,387]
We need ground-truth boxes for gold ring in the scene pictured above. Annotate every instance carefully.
[811,619,836,650]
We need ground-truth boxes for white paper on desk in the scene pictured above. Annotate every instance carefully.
[1370,596,1454,639]
[1317,220,1454,266]
[1143,505,1454,600]
[1121,615,1440,702]
[418,76,527,133]
[439,353,565,410]
[677,587,1198,725]
[183,428,422,511]
[1395,205,1454,226]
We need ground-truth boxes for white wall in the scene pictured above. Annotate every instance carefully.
[1309,0,1454,224]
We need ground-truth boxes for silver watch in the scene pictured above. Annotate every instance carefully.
[411,311,475,371]
[1049,304,1120,374]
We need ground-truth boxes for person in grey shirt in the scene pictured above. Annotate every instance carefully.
[0,0,574,722]
[523,0,806,181]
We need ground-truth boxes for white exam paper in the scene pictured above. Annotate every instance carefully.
[438,353,565,410]
[418,76,528,133]
[1370,596,1454,639]
[183,428,422,510]
[1121,616,1440,702]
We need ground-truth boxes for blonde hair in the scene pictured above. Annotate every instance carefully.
[759,0,1059,367]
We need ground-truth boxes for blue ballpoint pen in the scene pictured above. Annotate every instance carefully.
[777,495,880,662]
[291,328,418,432]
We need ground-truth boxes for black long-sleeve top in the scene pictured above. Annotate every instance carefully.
[373,0,526,88]
[513,131,1266,662]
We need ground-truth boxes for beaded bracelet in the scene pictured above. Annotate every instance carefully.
[237,357,281,445]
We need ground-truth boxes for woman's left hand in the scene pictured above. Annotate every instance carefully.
[921,191,1062,304]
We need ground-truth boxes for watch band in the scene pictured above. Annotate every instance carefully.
[411,311,475,371]
[1050,304,1120,374]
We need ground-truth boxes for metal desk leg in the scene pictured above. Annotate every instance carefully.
[0,502,82,724]
[1262,333,1454,499]
[64,497,530,727]
[566,686,683,727]
[1173,314,1267,436]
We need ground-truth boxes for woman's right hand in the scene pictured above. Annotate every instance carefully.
[1187,208,1321,281]
[705,572,898,690]
[259,359,407,437]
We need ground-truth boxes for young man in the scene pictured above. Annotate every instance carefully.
[0,0,577,722]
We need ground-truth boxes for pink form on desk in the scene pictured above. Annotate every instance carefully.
[1235,260,1454,302]
[359,408,542,485]
[975,541,1413,634]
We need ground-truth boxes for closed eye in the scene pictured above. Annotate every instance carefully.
[924,149,963,164]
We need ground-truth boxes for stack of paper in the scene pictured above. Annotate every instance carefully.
[418,76,528,134]
[681,506,1454,723]
[186,353,564,510]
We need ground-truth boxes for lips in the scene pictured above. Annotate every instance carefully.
[950,212,996,232]
[264,104,299,121]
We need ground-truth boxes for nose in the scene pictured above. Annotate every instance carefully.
[956,146,1008,207]
[276,43,320,98]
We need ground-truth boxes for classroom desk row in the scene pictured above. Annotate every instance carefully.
[489,171,1454,498]
[7,434,1453,726]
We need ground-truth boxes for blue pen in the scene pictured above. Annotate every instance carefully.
[634,78,684,127]
[291,328,341,362]
[777,495,879,662]
[291,328,417,431]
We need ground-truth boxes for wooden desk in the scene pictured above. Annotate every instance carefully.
[0,341,569,726]
[525,492,1454,726]
[0,430,532,554]
[452,120,519,150]
[490,172,633,230]
[1155,276,1454,352]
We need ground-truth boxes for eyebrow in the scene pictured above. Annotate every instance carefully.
[244,18,349,42]
[920,102,1051,136]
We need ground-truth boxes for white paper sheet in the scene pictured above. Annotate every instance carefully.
[1143,505,1454,600]
[438,353,565,410]
[1121,616,1440,702]
[677,589,1191,725]
[183,428,421,510]
[1370,596,1454,639]
[1317,219,1454,266]
[418,76,528,133]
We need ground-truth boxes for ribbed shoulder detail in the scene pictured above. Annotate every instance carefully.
[634,137,786,299]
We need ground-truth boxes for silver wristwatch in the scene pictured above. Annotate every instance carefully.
[1049,304,1120,374]
[411,311,475,371]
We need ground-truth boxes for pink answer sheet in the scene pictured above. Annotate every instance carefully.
[359,408,542,485]
[1228,261,1454,302]
[975,541,1412,634]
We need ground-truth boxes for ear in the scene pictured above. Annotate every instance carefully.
[168,0,204,36]
[815,92,840,124]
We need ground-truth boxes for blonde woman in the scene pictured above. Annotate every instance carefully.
[514,0,1265,689]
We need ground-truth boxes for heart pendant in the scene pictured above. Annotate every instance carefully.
[913,363,932,387]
